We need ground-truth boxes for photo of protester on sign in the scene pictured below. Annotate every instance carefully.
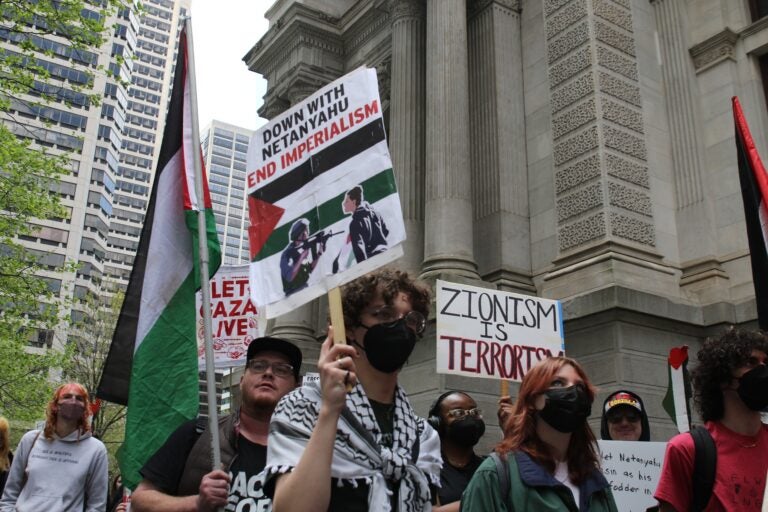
[196,265,262,369]
[436,280,564,381]
[246,67,405,317]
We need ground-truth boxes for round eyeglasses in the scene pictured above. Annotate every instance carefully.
[246,359,294,379]
[361,307,427,337]
[447,408,483,419]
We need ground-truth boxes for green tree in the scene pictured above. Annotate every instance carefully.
[66,284,126,473]
[0,0,123,420]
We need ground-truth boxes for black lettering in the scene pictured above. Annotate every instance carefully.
[537,302,558,331]
[478,293,494,321]
[439,287,462,316]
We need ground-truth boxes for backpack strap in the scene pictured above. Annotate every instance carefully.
[489,452,513,511]
[690,426,717,512]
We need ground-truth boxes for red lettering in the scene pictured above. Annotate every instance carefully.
[212,301,227,318]
[364,99,379,117]
[236,317,249,336]
[478,339,491,375]
[441,335,461,370]
[247,172,256,189]
[221,280,234,297]
[501,344,514,379]
[254,161,276,184]
[241,300,257,315]
[460,338,477,373]
[491,342,503,378]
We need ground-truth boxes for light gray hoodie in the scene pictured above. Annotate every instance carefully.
[0,428,108,512]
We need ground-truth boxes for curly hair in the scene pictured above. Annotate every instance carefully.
[496,356,600,485]
[44,382,92,440]
[340,267,431,329]
[692,328,768,422]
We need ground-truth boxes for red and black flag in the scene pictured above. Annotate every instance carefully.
[733,96,768,330]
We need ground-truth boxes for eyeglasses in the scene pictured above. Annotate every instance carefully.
[447,408,483,419]
[362,307,427,336]
[246,359,294,379]
[607,411,641,424]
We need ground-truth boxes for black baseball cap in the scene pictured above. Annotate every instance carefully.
[246,337,302,380]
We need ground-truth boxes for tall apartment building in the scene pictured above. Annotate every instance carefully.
[105,0,191,287]
[0,0,190,347]
[201,120,253,266]
[0,4,140,345]
[246,0,768,444]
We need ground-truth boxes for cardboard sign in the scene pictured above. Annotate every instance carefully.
[597,440,666,512]
[196,264,262,369]
[436,280,564,381]
[246,67,405,318]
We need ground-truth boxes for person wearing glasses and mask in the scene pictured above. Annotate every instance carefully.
[428,391,486,512]
[0,382,108,512]
[461,356,617,512]
[265,268,442,512]
[599,390,650,442]
[131,337,301,512]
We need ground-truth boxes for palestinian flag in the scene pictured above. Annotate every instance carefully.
[96,27,221,489]
[733,97,768,330]
[662,346,691,433]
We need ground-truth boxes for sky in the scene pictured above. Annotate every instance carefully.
[191,1,270,132]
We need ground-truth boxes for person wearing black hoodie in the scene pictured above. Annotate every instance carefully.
[600,390,650,441]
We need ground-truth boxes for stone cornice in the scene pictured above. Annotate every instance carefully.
[244,3,342,73]
[344,5,391,55]
[468,0,521,18]
[739,12,768,38]
[689,28,738,73]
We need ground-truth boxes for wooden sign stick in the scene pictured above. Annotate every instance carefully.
[328,287,346,345]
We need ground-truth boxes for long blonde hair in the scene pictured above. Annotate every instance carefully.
[0,417,10,471]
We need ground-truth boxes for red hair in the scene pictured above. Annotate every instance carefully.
[44,382,92,440]
[497,356,600,484]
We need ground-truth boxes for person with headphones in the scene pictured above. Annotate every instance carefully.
[429,391,487,511]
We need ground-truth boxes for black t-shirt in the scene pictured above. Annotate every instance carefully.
[437,453,485,504]
[140,419,269,511]
[226,437,268,511]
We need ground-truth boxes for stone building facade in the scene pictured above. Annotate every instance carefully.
[244,0,767,442]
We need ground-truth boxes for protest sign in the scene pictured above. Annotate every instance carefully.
[436,280,564,381]
[598,440,666,512]
[246,67,405,318]
[196,264,262,369]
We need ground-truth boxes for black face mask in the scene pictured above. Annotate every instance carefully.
[538,384,592,433]
[357,318,417,373]
[737,365,768,411]
[446,416,485,448]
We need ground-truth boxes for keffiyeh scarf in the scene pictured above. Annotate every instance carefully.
[266,382,442,512]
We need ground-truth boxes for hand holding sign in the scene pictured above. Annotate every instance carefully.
[317,327,358,412]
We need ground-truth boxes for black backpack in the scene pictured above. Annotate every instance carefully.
[646,426,717,512]
[690,426,717,512]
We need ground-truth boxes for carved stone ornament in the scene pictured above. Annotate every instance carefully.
[389,0,425,21]
[689,28,738,73]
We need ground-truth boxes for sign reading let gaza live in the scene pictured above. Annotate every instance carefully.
[436,280,565,381]
[196,265,262,369]
[246,67,405,318]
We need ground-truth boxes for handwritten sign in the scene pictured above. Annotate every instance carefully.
[196,264,263,369]
[435,280,564,381]
[597,440,666,512]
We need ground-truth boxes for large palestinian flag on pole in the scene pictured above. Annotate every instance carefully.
[97,27,221,489]
[733,96,768,330]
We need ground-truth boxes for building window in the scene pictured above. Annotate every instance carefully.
[749,0,768,21]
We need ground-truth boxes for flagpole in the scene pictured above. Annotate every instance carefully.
[183,16,222,473]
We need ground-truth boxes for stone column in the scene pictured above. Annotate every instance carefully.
[467,0,533,293]
[389,0,426,276]
[650,0,725,301]
[422,0,479,279]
